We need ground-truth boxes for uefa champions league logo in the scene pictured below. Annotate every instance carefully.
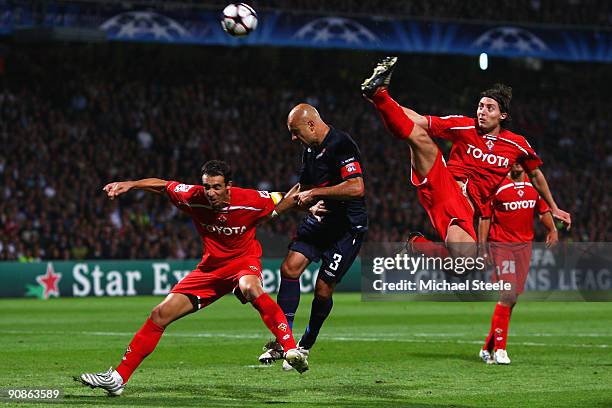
[473,27,548,53]
[293,17,378,45]
[100,11,191,40]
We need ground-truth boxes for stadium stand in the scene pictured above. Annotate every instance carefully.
[0,43,609,260]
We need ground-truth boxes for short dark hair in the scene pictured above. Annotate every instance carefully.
[201,160,232,183]
[480,83,512,124]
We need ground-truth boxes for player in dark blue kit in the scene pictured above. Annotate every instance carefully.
[259,103,367,370]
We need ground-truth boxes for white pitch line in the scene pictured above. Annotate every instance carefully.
[0,329,610,349]
[3,329,611,338]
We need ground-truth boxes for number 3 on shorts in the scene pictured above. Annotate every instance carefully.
[329,253,343,271]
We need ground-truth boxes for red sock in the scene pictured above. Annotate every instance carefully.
[372,88,415,140]
[411,236,450,258]
[252,293,297,352]
[486,303,511,351]
[116,318,165,383]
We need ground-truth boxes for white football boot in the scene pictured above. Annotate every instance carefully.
[76,367,125,396]
[479,349,495,364]
[283,347,309,374]
[494,349,511,365]
[259,340,284,365]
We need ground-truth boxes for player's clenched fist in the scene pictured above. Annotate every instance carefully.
[103,181,133,199]
[551,208,571,231]
[295,189,316,207]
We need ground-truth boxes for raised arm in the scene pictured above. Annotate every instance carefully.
[527,168,571,230]
[103,178,167,200]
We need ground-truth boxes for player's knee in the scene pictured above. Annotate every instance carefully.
[280,260,302,280]
[149,305,169,327]
[314,291,333,302]
[314,280,335,300]
[150,303,177,328]
[242,282,264,303]
[446,229,477,259]
[499,293,517,306]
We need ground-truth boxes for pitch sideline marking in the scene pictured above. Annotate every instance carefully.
[0,329,609,349]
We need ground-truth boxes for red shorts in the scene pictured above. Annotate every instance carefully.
[490,242,531,294]
[410,151,476,241]
[170,258,262,310]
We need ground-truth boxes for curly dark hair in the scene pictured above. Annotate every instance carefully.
[201,160,233,183]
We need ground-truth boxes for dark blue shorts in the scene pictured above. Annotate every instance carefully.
[289,217,365,284]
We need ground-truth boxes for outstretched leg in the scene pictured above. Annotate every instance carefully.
[240,274,308,373]
[363,57,477,270]
[117,293,194,381]
[77,293,194,395]
[361,56,439,179]
[239,274,297,353]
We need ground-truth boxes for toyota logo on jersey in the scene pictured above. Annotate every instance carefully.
[502,200,536,211]
[466,144,510,167]
[200,223,247,235]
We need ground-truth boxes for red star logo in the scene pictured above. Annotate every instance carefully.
[36,263,62,299]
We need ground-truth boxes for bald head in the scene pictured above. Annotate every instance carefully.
[287,103,329,146]
[288,103,321,126]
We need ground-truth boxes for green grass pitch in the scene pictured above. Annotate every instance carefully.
[1,294,611,407]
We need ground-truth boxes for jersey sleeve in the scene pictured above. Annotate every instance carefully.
[536,196,550,215]
[165,181,205,213]
[480,198,494,219]
[426,115,475,142]
[334,137,364,180]
[515,137,543,172]
[243,189,283,219]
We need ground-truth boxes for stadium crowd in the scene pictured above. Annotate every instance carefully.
[10,0,612,28]
[0,45,609,260]
[253,0,612,27]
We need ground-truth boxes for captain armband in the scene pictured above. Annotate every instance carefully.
[270,192,284,205]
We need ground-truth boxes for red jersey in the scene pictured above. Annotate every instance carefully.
[165,181,280,270]
[484,178,550,242]
[426,115,542,216]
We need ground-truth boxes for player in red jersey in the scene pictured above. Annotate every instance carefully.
[478,163,558,364]
[77,160,308,396]
[361,57,570,268]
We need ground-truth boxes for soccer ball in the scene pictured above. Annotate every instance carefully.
[221,3,258,37]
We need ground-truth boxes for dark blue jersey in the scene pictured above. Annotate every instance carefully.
[299,127,368,231]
